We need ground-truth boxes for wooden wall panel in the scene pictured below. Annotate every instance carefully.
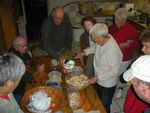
[0,17,7,52]
[0,0,17,50]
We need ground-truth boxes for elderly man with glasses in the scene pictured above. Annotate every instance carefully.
[9,36,33,105]
[75,23,123,113]
[9,36,31,64]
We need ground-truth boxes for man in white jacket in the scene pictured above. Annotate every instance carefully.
[75,23,123,113]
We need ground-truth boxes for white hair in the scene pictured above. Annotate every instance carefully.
[0,53,25,86]
[13,36,27,50]
[89,23,108,38]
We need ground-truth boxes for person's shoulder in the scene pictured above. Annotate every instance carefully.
[42,16,53,24]
[109,23,116,30]
[63,13,71,21]
[9,47,18,55]
[81,32,88,37]
[126,21,137,30]
[108,35,118,45]
[8,47,14,52]
[80,32,88,41]
[64,13,69,18]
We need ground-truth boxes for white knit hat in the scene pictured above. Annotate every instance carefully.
[123,55,150,82]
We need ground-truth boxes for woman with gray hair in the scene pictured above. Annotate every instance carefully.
[0,52,25,113]
[75,23,123,113]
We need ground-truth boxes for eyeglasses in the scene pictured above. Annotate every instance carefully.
[20,45,27,48]
[15,44,27,48]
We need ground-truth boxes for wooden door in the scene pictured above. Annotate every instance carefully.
[0,17,7,52]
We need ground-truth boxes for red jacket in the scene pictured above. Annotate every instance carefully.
[124,86,149,113]
[109,21,139,61]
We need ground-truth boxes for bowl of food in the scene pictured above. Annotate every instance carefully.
[65,74,88,91]
[21,86,63,113]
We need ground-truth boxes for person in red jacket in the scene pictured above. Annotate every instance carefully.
[109,8,139,98]
[124,28,150,113]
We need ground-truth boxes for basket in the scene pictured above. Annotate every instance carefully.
[21,86,63,113]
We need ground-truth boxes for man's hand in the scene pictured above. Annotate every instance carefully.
[74,51,85,59]
[87,76,98,85]
[59,56,65,66]
[33,64,45,78]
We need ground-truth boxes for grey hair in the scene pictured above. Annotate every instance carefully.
[89,23,108,38]
[115,8,128,20]
[0,53,25,86]
[13,36,27,50]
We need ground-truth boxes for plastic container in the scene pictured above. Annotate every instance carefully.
[72,66,84,75]
[48,71,62,84]
[67,88,80,110]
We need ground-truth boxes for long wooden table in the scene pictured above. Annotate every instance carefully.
[25,56,106,113]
